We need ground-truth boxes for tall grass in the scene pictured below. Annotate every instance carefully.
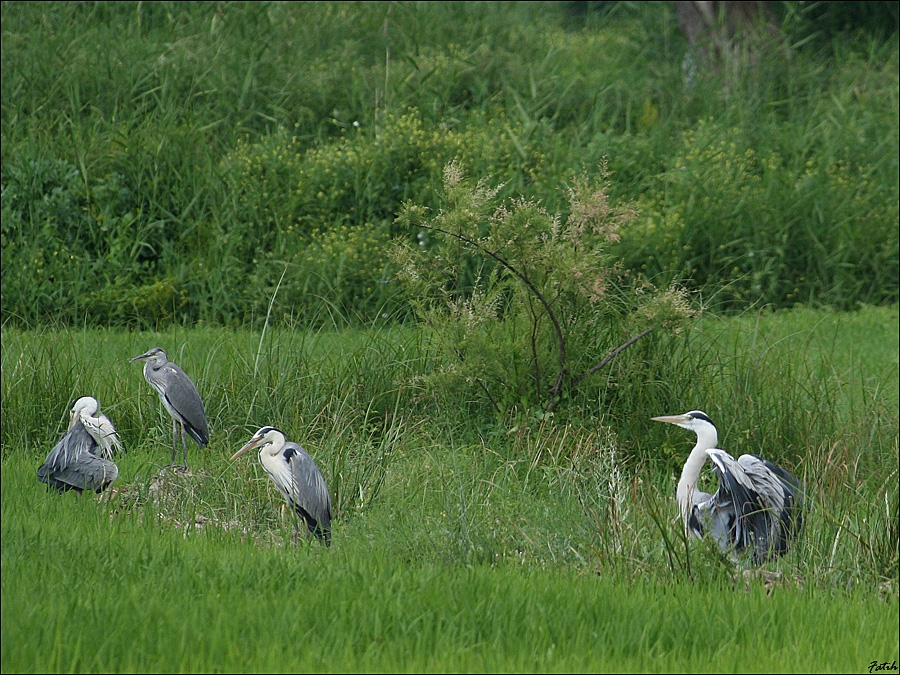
[2,2,897,326]
[2,306,896,575]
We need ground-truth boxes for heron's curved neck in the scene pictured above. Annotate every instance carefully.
[258,443,284,471]
[676,426,718,521]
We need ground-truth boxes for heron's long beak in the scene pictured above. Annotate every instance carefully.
[651,414,691,425]
[231,437,262,460]
[130,351,152,362]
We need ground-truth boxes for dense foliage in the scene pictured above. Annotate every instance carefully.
[2,2,897,328]
[391,160,698,415]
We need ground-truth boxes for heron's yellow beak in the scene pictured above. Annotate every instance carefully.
[230,437,261,460]
[651,414,691,425]
[129,351,152,363]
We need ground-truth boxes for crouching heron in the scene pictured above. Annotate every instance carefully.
[131,347,209,468]
[232,426,332,547]
[38,396,121,494]
[652,410,803,564]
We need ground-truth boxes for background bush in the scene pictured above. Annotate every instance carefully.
[2,1,898,328]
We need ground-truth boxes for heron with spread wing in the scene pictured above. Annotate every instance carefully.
[232,426,332,547]
[38,396,121,495]
[652,410,803,563]
[131,347,209,468]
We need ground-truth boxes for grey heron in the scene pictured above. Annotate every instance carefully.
[130,347,210,468]
[38,396,121,494]
[231,426,332,547]
[652,410,803,563]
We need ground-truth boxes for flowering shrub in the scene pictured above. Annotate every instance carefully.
[390,161,698,415]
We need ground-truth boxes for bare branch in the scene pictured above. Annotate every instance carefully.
[572,327,655,388]
[422,224,568,368]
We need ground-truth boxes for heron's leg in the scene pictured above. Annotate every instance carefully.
[292,523,299,549]
[171,418,178,466]
[180,424,189,469]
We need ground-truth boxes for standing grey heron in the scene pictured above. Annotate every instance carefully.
[130,347,209,468]
[652,410,803,563]
[38,396,121,494]
[231,426,332,547]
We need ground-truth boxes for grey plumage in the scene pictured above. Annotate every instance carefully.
[232,426,332,546]
[38,396,120,494]
[131,347,209,468]
[653,410,803,564]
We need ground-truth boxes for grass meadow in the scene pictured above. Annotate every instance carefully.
[2,305,898,672]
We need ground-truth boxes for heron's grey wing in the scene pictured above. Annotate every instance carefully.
[38,423,118,492]
[38,423,93,490]
[285,444,333,544]
[707,449,794,561]
[704,448,773,558]
[159,363,210,445]
[759,456,803,536]
[760,456,804,503]
[51,453,119,493]
[739,454,803,556]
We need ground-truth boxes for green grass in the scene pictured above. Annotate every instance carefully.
[2,306,898,672]
[2,456,898,673]
[2,486,896,673]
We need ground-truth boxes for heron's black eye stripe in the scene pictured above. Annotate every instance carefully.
[689,411,715,426]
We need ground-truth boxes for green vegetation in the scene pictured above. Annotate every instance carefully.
[2,2,898,672]
[2,2,897,327]
[2,306,898,671]
[2,495,895,672]
[390,160,698,415]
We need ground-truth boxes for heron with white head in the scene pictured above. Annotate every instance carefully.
[652,410,803,563]
[130,347,209,468]
[232,426,332,547]
[38,396,121,494]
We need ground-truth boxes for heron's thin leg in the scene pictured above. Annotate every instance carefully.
[180,424,189,469]
[171,418,178,466]
[292,523,299,549]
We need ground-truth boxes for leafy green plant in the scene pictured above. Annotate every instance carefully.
[616,54,899,311]
[391,161,698,416]
[219,108,556,326]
